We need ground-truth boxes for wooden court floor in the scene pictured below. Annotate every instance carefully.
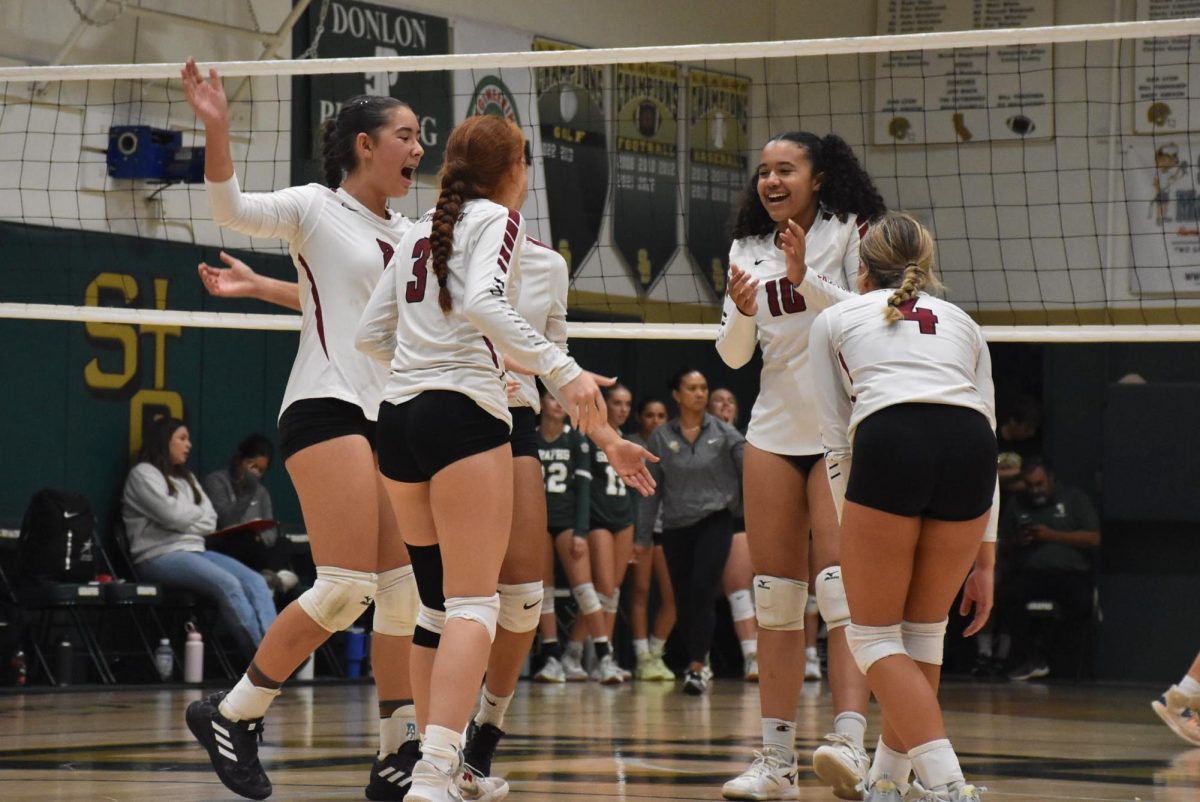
[1,678,1197,801]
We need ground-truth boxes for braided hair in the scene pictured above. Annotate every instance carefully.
[857,212,943,322]
[731,132,886,240]
[318,95,409,188]
[428,115,526,313]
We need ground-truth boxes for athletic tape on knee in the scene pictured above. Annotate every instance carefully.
[445,594,502,642]
[373,565,417,637]
[298,566,377,633]
[815,566,850,630]
[752,575,808,631]
[571,582,602,615]
[806,593,819,617]
[845,622,906,674]
[416,604,446,635]
[901,619,948,666]
[497,581,543,633]
[599,589,620,615]
[728,588,755,623]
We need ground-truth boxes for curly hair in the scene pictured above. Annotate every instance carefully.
[318,95,409,188]
[731,132,886,240]
[428,115,526,313]
[857,212,943,322]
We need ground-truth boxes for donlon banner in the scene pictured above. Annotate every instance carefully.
[532,37,609,276]
[687,68,750,299]
[291,0,450,185]
[613,61,680,292]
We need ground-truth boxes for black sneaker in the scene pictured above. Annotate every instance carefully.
[1008,660,1050,681]
[462,721,505,778]
[185,691,271,800]
[365,738,421,801]
[682,669,707,695]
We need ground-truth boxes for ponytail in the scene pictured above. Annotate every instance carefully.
[430,164,470,313]
[319,95,408,189]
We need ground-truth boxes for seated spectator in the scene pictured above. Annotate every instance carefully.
[997,456,1100,680]
[997,394,1043,495]
[122,418,276,662]
[202,434,299,598]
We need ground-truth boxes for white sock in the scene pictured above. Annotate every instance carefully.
[634,638,650,659]
[909,738,964,789]
[474,688,513,729]
[805,646,818,661]
[219,675,280,722]
[421,724,461,774]
[740,639,758,660]
[762,717,796,758]
[869,737,912,788]
[378,703,417,759]
[833,711,867,749]
[975,631,994,658]
[566,640,584,661]
[649,635,666,656]
[1179,674,1200,698]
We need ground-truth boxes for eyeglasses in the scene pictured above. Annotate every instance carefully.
[523,141,532,166]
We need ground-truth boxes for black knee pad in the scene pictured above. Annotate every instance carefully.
[407,543,445,648]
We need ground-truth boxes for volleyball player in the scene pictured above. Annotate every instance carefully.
[1154,651,1200,746]
[179,59,423,801]
[709,388,760,681]
[356,114,606,802]
[810,212,997,802]
[718,131,885,801]
[628,398,677,682]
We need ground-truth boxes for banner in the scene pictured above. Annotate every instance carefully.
[1125,136,1200,295]
[613,62,680,292]
[291,0,450,185]
[532,37,608,275]
[687,69,750,298]
[1134,0,1200,134]
[874,0,1054,144]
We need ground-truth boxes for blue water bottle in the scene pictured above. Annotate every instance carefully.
[344,626,367,678]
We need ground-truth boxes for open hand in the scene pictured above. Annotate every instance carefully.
[181,57,228,128]
[198,251,260,299]
[727,263,760,317]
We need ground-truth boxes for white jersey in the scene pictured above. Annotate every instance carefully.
[715,210,866,455]
[206,175,410,421]
[809,289,996,469]
[356,199,581,427]
[510,237,570,412]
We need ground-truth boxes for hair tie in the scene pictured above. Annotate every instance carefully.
[904,261,919,269]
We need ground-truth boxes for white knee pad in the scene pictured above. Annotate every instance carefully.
[902,619,948,666]
[815,566,850,630]
[571,582,602,615]
[752,575,808,631]
[728,588,755,623]
[373,565,418,637]
[299,566,377,633]
[806,593,819,617]
[497,581,544,633]
[598,588,620,615]
[845,622,906,674]
[417,604,445,635]
[541,592,556,616]
[445,594,501,642]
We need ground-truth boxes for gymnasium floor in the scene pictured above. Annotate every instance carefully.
[1,679,1196,801]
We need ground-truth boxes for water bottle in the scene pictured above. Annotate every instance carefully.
[344,626,367,678]
[184,625,204,683]
[55,640,74,686]
[154,638,174,681]
[12,650,26,686]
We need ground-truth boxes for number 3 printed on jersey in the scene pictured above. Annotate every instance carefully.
[764,277,806,317]
[406,237,431,303]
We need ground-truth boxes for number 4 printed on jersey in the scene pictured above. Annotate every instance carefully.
[895,298,938,334]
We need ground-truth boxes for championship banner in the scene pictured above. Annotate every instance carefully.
[532,37,608,275]
[1124,136,1200,295]
[687,69,750,299]
[453,24,549,243]
[1134,0,1200,134]
[613,62,680,292]
[291,0,450,185]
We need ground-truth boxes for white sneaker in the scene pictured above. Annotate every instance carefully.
[456,766,509,802]
[701,662,714,682]
[909,781,984,801]
[722,748,800,800]
[561,653,588,682]
[597,653,624,685]
[1152,685,1200,746]
[812,733,869,800]
[744,653,759,682]
[533,656,566,683]
[804,653,822,681]
[619,666,633,681]
[862,776,904,802]
[408,758,465,802]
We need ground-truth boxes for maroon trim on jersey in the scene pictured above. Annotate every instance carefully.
[297,254,329,359]
[837,351,857,403]
[497,209,520,273]
[481,335,500,368]
[855,214,869,240]
[526,235,552,250]
[376,238,395,269]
